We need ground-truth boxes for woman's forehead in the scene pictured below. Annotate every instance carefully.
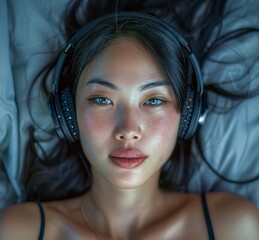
[78,38,165,83]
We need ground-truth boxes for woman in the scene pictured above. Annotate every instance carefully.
[1,11,259,240]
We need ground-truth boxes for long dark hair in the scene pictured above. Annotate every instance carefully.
[70,14,189,112]
[26,0,243,201]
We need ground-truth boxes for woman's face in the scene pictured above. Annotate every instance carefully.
[75,38,180,189]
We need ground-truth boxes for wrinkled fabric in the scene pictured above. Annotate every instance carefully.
[186,0,259,207]
[0,0,69,208]
[0,0,258,209]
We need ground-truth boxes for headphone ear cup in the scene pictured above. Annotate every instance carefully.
[178,87,196,139]
[60,88,79,142]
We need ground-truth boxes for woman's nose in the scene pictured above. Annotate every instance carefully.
[113,107,142,142]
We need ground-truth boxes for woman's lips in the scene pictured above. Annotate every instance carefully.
[109,149,147,169]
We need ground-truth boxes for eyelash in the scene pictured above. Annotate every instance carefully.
[88,97,167,106]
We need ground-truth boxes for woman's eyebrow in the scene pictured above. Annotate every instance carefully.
[85,78,171,91]
[138,79,171,91]
[85,78,119,90]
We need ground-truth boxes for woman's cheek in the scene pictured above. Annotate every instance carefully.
[148,114,180,163]
[148,112,179,143]
[78,108,112,140]
[149,121,172,145]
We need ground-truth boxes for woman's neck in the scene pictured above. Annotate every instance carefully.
[81,171,167,239]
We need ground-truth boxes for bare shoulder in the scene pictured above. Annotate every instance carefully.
[0,202,42,240]
[206,192,259,240]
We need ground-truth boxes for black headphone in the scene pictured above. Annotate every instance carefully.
[49,12,204,143]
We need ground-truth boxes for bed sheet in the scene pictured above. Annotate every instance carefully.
[0,0,258,209]
[185,0,259,207]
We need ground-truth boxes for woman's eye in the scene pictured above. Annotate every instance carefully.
[144,98,165,106]
[89,97,112,105]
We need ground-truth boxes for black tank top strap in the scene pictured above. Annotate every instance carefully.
[201,193,215,240]
[36,201,45,240]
